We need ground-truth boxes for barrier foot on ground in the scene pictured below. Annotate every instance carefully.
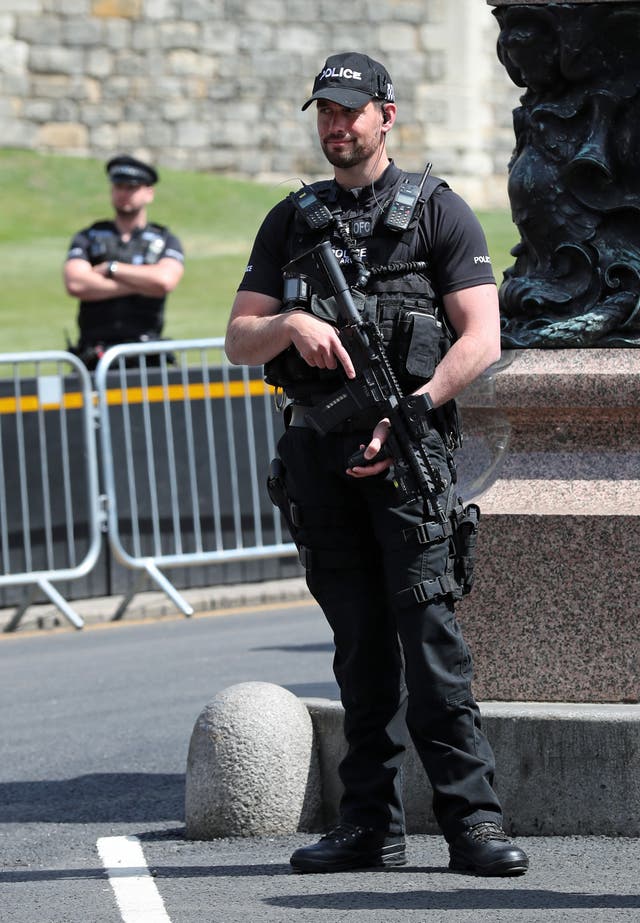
[111,562,194,621]
[3,578,84,632]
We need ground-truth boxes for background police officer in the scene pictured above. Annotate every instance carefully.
[226,52,529,877]
[64,154,184,368]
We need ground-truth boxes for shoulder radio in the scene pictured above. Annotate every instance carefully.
[384,162,433,231]
[289,184,334,230]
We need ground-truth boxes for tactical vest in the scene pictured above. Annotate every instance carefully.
[264,172,455,404]
[77,221,171,346]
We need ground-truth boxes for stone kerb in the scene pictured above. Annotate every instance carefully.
[308,698,640,837]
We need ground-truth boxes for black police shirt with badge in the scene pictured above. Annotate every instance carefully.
[237,162,495,301]
[66,222,184,344]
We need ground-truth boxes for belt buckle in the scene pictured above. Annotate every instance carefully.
[412,582,428,604]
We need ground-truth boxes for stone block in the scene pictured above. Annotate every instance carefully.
[0,0,40,12]
[62,19,103,45]
[91,0,142,17]
[29,46,84,75]
[0,118,34,146]
[85,49,112,79]
[378,23,419,51]
[14,16,62,45]
[158,21,200,50]
[456,349,640,703]
[23,99,56,121]
[36,121,88,148]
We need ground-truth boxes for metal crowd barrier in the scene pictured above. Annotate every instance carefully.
[0,351,102,630]
[94,338,296,621]
[0,340,297,631]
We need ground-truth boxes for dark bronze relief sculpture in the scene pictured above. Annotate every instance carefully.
[492,2,640,347]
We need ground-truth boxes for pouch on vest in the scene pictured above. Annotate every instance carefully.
[400,311,444,381]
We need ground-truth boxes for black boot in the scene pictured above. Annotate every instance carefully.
[449,822,529,876]
[290,823,406,873]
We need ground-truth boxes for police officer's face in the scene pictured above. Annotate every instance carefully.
[316,100,385,169]
[111,182,155,216]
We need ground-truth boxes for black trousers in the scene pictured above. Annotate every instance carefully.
[277,423,502,842]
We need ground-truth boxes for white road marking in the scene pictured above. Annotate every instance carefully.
[97,835,172,923]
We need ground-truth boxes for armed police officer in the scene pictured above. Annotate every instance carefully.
[225,52,529,877]
[64,155,184,369]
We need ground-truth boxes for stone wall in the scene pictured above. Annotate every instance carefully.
[0,0,520,207]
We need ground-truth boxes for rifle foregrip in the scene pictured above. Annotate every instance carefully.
[400,392,435,439]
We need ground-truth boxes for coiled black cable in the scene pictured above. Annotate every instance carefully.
[368,260,428,277]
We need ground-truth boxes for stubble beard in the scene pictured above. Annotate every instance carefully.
[115,203,143,219]
[321,132,380,170]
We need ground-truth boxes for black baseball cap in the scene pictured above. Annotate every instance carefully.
[106,154,159,186]
[301,52,395,111]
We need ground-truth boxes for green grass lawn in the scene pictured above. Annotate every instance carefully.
[0,149,518,353]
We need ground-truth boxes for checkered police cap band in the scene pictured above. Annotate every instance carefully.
[106,155,158,186]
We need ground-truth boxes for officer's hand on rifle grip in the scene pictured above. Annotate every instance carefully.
[347,418,394,477]
[287,312,355,378]
[347,443,392,469]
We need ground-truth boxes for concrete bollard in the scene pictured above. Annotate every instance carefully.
[185,681,322,839]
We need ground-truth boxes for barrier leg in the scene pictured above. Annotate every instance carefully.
[2,585,38,633]
[3,579,84,632]
[111,571,146,621]
[111,562,194,621]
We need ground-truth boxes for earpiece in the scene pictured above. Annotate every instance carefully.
[382,107,390,124]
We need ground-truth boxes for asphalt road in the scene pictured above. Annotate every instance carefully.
[1,602,638,923]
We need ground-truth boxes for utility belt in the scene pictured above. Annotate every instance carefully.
[68,333,173,371]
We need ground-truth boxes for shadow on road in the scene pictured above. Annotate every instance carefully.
[264,888,640,912]
[0,772,184,823]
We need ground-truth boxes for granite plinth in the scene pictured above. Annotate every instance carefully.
[457,349,640,703]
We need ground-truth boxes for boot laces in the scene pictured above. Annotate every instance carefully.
[321,822,367,844]
[468,822,510,843]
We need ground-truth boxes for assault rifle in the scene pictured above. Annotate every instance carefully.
[284,239,448,522]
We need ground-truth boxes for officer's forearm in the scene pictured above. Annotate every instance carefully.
[421,331,499,407]
[101,261,180,297]
[64,273,134,301]
[225,311,295,366]
[424,284,500,405]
